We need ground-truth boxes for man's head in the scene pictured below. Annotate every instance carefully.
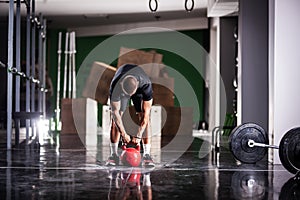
[121,75,138,96]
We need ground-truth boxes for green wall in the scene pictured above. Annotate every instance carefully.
[47,29,209,126]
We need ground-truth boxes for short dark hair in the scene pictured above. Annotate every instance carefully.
[122,75,138,95]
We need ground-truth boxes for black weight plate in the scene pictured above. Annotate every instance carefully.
[279,176,300,200]
[279,127,300,174]
[229,123,268,164]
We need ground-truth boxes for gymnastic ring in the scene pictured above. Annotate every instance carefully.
[185,0,194,12]
[149,0,158,12]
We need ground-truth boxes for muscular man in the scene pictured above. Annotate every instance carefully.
[106,64,154,167]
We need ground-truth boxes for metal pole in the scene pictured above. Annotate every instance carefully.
[15,0,21,145]
[38,13,43,114]
[6,151,12,199]
[69,32,73,98]
[25,0,31,144]
[56,32,62,130]
[42,18,47,119]
[31,0,36,138]
[71,32,76,99]
[35,13,43,144]
[247,139,280,149]
[68,32,72,98]
[63,32,69,99]
[7,0,14,150]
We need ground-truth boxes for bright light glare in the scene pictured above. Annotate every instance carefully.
[37,118,49,145]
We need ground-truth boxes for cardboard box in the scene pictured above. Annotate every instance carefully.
[151,77,174,92]
[118,47,155,68]
[82,62,116,105]
[161,107,193,136]
[151,77,174,107]
[61,98,77,134]
[152,91,174,107]
[59,134,85,149]
[118,47,164,78]
[60,98,98,149]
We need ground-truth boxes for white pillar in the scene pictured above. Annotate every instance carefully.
[207,17,221,131]
[270,0,300,164]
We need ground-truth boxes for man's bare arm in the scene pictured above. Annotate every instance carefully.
[111,101,131,143]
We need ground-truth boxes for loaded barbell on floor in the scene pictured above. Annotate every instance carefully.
[229,123,300,174]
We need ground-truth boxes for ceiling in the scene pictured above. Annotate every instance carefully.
[0,0,210,28]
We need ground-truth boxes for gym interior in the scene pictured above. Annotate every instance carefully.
[0,0,299,199]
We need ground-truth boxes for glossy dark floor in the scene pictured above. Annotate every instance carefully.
[0,132,298,200]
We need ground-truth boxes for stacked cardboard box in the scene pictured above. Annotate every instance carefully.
[118,47,175,107]
[60,98,97,149]
[151,77,174,107]
[60,62,113,149]
[118,47,164,78]
[82,48,176,107]
[80,47,193,138]
[82,62,116,105]
[117,47,193,136]
[161,107,193,136]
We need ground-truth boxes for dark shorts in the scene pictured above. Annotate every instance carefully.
[120,93,143,113]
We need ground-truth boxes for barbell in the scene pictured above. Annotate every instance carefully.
[229,123,300,174]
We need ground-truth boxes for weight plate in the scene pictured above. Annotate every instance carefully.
[279,176,300,200]
[231,170,267,200]
[279,127,300,174]
[229,123,268,164]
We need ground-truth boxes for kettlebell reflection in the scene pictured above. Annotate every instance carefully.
[107,169,152,200]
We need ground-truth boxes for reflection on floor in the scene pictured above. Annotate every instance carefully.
[0,132,298,200]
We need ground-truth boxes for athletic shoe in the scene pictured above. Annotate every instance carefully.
[142,154,155,167]
[106,153,120,166]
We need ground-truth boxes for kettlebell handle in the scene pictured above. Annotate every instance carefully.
[122,143,140,151]
[135,145,140,151]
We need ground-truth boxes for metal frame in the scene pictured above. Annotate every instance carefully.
[15,0,21,144]
[30,0,36,139]
[7,0,14,149]
[25,0,31,144]
[211,125,235,166]
[55,32,62,131]
[5,0,47,149]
